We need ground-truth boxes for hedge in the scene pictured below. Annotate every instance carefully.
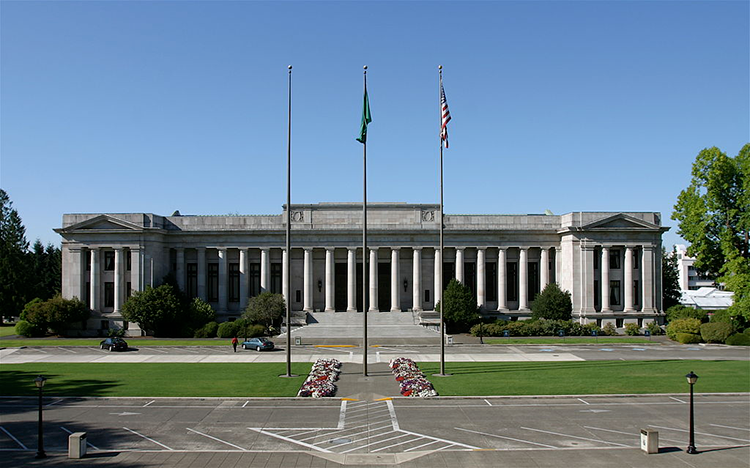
[676,333,702,344]
[699,322,733,344]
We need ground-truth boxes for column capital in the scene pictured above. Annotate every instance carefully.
[412,246,423,251]
[303,247,313,252]
[476,247,486,252]
[497,246,507,251]
[455,246,465,251]
[325,247,335,252]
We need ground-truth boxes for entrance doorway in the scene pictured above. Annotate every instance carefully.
[378,263,391,311]
[334,263,347,311]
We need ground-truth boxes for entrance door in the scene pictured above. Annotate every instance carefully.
[334,263,347,311]
[378,263,391,311]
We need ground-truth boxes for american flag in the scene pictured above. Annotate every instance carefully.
[440,78,451,148]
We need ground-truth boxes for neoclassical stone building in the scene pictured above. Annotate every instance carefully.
[56,203,668,335]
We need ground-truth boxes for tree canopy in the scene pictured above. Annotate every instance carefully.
[243,292,285,331]
[436,279,479,332]
[672,144,750,320]
[531,283,572,321]
[662,247,681,310]
[121,284,183,336]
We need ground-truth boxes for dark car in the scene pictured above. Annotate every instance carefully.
[100,337,128,352]
[241,337,274,351]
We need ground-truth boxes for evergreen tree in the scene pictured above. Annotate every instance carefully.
[662,247,681,310]
[531,283,572,321]
[435,279,479,332]
[29,239,62,301]
[0,189,30,321]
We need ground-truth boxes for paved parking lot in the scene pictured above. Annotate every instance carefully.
[1,393,748,467]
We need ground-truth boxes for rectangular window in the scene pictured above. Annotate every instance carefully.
[593,251,599,270]
[104,251,115,271]
[208,263,219,302]
[528,262,539,301]
[186,263,197,298]
[424,289,430,303]
[594,279,600,308]
[610,250,621,269]
[486,262,497,302]
[229,263,240,302]
[634,279,640,306]
[126,250,131,271]
[295,290,301,303]
[104,282,114,307]
[610,280,621,306]
[249,263,261,297]
[507,262,518,302]
[126,282,132,299]
[85,282,91,307]
[271,263,282,294]
[86,251,91,271]
[632,250,640,269]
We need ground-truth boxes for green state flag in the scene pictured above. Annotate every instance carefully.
[356,87,372,144]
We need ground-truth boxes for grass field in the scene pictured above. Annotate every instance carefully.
[420,360,750,396]
[1,360,747,398]
[0,363,311,397]
[483,337,653,345]
[0,326,17,338]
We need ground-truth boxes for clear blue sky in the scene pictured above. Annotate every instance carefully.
[1,1,748,250]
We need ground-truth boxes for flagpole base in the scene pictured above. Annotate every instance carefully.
[432,373,452,377]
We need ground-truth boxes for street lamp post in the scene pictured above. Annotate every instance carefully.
[686,371,699,454]
[34,375,47,459]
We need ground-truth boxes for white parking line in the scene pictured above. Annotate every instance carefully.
[520,427,630,447]
[369,433,413,452]
[186,427,247,451]
[386,400,400,431]
[143,400,155,407]
[484,399,492,406]
[649,425,750,443]
[58,347,77,354]
[710,424,750,432]
[577,398,590,405]
[122,427,173,450]
[60,426,100,450]
[404,439,442,452]
[670,396,687,404]
[583,426,684,445]
[0,426,28,450]
[249,428,331,453]
[455,427,556,448]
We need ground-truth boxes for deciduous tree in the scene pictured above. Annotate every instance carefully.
[531,283,572,321]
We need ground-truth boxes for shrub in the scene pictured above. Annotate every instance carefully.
[646,321,664,335]
[217,321,240,339]
[624,323,640,336]
[194,321,219,338]
[710,309,747,334]
[436,279,479,332]
[15,320,44,337]
[601,323,618,336]
[246,324,266,338]
[676,333,702,344]
[243,292,285,331]
[108,328,126,338]
[666,305,707,323]
[725,333,750,346]
[531,283,572,321]
[121,285,182,337]
[666,318,701,341]
[699,322,733,343]
[188,298,216,331]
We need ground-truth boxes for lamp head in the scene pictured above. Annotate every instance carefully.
[686,371,699,385]
[34,375,47,388]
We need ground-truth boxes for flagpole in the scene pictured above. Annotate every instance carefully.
[438,65,446,376]
[362,65,369,377]
[282,64,296,378]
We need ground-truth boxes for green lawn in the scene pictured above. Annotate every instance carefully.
[0,363,311,398]
[483,337,653,345]
[420,360,750,396]
[0,325,18,337]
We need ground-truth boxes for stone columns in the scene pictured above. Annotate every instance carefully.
[540,247,549,290]
[260,248,270,293]
[240,248,249,310]
[391,248,400,312]
[624,247,635,312]
[434,249,442,306]
[218,249,228,312]
[497,248,507,311]
[369,248,378,311]
[477,248,486,308]
[325,248,335,312]
[347,248,357,312]
[642,245,655,313]
[90,248,100,311]
[601,247,611,311]
[175,248,185,292]
[303,248,313,312]
[580,243,596,313]
[518,247,529,311]
[130,248,141,294]
[455,248,465,283]
[114,248,124,313]
[197,247,206,301]
[412,248,422,312]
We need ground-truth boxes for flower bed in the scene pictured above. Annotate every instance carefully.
[389,357,438,397]
[297,358,342,398]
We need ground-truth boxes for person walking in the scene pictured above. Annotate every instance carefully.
[231,336,238,353]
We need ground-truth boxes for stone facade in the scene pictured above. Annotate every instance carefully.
[56,203,668,335]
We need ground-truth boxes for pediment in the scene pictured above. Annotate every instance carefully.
[63,215,144,232]
[582,213,659,231]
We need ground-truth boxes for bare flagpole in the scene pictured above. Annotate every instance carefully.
[282,65,296,378]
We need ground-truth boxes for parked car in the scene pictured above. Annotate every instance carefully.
[100,337,128,352]
[241,337,274,351]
